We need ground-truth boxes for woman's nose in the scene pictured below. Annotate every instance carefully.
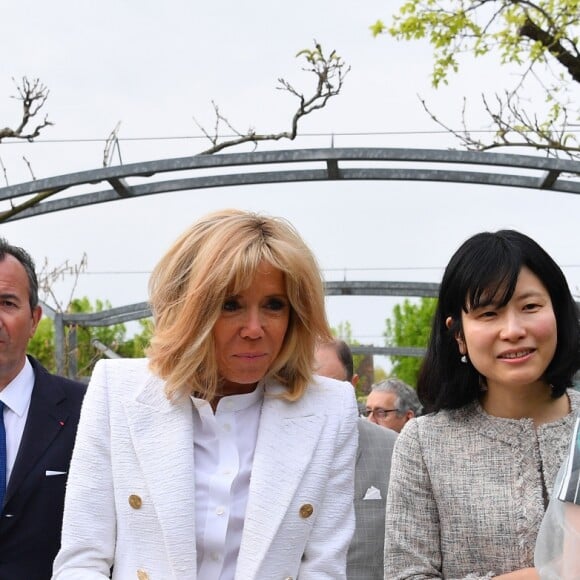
[240,308,264,339]
[499,310,526,340]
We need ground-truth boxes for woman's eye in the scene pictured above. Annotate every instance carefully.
[523,303,540,311]
[266,298,287,311]
[223,299,240,312]
[479,310,496,318]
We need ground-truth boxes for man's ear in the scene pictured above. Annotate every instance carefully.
[30,305,42,338]
[445,316,466,355]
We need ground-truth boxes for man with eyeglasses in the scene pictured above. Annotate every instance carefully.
[315,340,397,580]
[364,378,422,433]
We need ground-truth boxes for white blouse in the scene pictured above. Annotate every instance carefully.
[191,386,263,580]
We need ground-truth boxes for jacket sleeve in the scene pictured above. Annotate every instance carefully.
[297,384,358,579]
[384,419,494,580]
[52,360,116,579]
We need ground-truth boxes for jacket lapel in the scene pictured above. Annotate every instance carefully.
[6,365,67,502]
[236,386,324,578]
[123,375,197,575]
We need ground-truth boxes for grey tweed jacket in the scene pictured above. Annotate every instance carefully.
[348,418,397,580]
[384,390,580,580]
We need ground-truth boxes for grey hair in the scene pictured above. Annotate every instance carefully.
[371,378,422,417]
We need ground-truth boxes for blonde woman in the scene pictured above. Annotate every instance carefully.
[52,209,358,580]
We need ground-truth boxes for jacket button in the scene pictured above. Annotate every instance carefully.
[129,494,142,509]
[299,503,314,518]
[137,570,149,580]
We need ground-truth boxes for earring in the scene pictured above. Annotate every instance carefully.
[460,355,468,364]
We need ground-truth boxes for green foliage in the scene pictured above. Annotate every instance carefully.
[331,320,366,379]
[117,319,154,358]
[331,321,384,398]
[26,297,152,377]
[27,317,56,372]
[374,0,580,87]
[384,297,437,387]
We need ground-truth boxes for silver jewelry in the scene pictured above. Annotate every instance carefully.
[460,355,468,364]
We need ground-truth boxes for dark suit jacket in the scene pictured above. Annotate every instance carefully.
[0,356,86,580]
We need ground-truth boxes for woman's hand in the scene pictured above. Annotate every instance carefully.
[494,567,539,579]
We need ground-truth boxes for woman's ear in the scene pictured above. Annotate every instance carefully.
[446,316,466,355]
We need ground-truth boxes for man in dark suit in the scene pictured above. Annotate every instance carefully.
[0,238,86,580]
[315,340,397,580]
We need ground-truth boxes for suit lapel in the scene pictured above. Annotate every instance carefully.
[236,388,324,578]
[123,375,197,574]
[6,366,67,502]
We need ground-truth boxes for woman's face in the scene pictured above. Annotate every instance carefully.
[213,261,290,396]
[453,267,557,393]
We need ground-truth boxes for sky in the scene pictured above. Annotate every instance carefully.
[1,1,579,368]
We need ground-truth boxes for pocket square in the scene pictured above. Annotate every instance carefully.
[363,485,382,500]
[45,470,67,476]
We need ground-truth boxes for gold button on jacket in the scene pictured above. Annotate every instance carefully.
[129,494,142,509]
[299,503,314,518]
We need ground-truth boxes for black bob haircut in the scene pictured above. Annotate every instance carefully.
[418,230,580,413]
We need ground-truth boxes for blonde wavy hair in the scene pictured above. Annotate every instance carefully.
[147,209,332,401]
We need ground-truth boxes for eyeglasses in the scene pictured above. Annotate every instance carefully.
[361,408,399,420]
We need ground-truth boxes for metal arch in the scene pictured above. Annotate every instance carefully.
[43,275,580,368]
[2,147,580,222]
[46,282,441,329]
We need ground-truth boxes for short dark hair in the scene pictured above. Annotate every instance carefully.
[0,238,39,310]
[418,230,580,412]
[319,339,354,381]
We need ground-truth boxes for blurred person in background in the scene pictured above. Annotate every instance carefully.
[364,378,421,433]
[316,339,397,580]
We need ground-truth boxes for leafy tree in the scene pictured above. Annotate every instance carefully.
[332,321,383,397]
[27,297,152,377]
[371,1,580,159]
[27,317,56,371]
[117,318,154,358]
[384,297,437,387]
[66,297,129,376]
[332,321,366,380]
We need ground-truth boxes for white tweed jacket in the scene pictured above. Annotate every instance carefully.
[384,390,580,580]
[52,359,358,580]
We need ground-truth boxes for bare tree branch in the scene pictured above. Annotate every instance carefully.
[0,187,64,222]
[0,157,8,187]
[0,77,53,142]
[37,254,88,313]
[419,89,580,160]
[194,42,349,155]
[519,16,580,82]
[22,155,36,180]
[103,121,123,167]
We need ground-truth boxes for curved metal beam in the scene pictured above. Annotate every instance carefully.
[2,147,580,222]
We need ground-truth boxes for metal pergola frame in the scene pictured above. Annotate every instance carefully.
[1,147,580,222]
[5,147,577,377]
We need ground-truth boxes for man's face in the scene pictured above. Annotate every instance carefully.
[314,345,348,382]
[365,390,412,433]
[0,255,41,389]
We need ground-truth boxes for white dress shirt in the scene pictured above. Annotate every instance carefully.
[0,357,34,484]
[192,385,263,580]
